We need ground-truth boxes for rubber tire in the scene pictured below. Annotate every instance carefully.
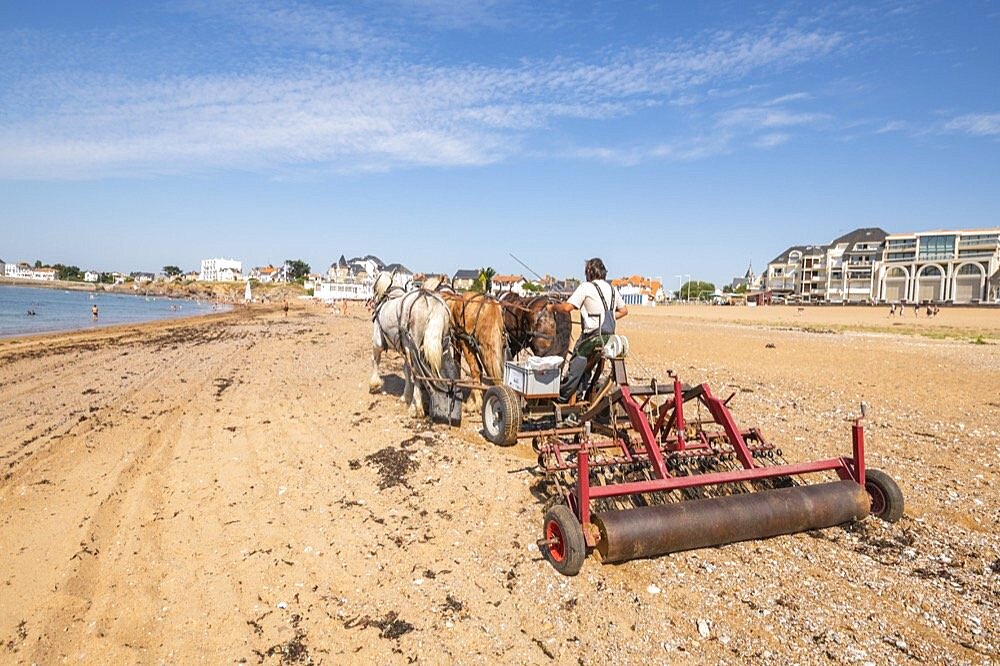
[542,505,586,576]
[864,468,904,523]
[481,385,521,446]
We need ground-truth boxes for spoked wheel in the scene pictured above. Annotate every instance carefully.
[481,385,522,446]
[864,468,904,522]
[541,505,586,576]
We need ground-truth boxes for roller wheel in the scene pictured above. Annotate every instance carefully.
[542,505,586,576]
[864,468,904,523]
[481,385,521,446]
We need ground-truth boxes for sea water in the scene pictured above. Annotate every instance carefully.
[0,285,225,338]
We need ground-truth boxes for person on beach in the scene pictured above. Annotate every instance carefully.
[548,257,628,403]
[888,303,895,317]
[283,300,289,317]
[91,304,99,320]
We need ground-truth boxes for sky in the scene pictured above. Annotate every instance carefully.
[1,1,998,285]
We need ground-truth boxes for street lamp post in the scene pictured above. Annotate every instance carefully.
[674,275,683,303]
[684,274,692,302]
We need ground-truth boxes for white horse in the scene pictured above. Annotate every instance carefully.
[370,273,456,418]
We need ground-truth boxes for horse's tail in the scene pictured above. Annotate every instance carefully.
[482,301,507,382]
[423,301,448,377]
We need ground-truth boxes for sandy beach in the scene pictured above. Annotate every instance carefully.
[1,302,997,664]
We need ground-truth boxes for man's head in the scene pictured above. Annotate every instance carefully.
[585,257,607,282]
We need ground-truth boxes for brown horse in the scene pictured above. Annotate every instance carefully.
[498,292,572,359]
[433,289,506,411]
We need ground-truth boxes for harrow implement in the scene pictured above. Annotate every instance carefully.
[533,342,903,575]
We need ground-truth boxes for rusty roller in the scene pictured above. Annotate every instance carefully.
[594,480,870,564]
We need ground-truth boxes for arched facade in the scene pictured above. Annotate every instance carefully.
[916,264,945,302]
[952,262,985,303]
[882,266,908,303]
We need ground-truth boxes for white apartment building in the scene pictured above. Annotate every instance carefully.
[199,258,242,282]
[878,228,1000,304]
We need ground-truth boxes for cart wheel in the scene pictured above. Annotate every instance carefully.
[542,505,586,576]
[864,468,904,523]
[481,385,521,446]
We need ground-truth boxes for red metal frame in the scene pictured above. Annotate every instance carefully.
[538,367,868,549]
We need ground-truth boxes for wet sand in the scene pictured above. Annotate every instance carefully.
[0,302,996,664]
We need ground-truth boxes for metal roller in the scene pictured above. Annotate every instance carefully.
[594,480,870,564]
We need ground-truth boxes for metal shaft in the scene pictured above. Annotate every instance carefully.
[594,480,870,564]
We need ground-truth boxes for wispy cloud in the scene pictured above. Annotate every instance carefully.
[0,21,847,179]
[944,113,1000,137]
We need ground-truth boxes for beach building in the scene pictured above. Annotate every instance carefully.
[878,228,1000,304]
[314,280,374,302]
[452,269,479,291]
[199,258,242,282]
[84,271,100,282]
[611,275,664,305]
[250,264,284,283]
[31,267,57,281]
[491,274,526,295]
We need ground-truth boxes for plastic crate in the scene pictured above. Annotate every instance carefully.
[504,358,562,398]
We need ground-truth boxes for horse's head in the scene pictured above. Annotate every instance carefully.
[372,271,393,301]
[530,295,571,357]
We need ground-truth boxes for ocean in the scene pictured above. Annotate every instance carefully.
[0,284,225,338]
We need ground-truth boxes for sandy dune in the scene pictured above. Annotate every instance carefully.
[0,303,996,664]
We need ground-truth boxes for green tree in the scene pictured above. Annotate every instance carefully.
[53,264,84,281]
[163,265,182,277]
[677,280,716,301]
[522,281,543,292]
[285,259,311,281]
[473,266,496,293]
[34,259,43,268]
[99,272,116,284]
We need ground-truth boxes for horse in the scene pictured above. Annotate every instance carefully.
[440,291,506,411]
[498,292,572,359]
[370,273,460,421]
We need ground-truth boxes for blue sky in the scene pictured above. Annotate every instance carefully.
[1,1,998,284]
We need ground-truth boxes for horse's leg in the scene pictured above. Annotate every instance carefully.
[460,341,482,413]
[370,345,383,393]
[370,324,385,392]
[402,357,415,407]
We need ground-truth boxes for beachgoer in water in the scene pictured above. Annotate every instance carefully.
[91,304,99,319]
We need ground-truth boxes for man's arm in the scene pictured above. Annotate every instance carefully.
[549,301,577,314]
[614,304,628,319]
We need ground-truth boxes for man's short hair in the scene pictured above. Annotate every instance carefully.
[585,257,607,281]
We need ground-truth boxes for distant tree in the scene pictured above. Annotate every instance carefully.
[285,259,311,282]
[163,265,182,277]
[473,266,496,293]
[52,264,84,281]
[98,272,116,284]
[677,280,715,301]
[34,259,42,268]
[522,281,543,292]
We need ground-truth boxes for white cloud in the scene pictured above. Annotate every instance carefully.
[944,113,1000,137]
[753,132,790,148]
[716,107,828,129]
[0,26,847,179]
[875,120,908,134]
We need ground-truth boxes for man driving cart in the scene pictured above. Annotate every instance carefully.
[549,257,628,403]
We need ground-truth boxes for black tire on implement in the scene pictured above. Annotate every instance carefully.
[481,385,521,446]
[864,468,904,522]
[542,505,586,576]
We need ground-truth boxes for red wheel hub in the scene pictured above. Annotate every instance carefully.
[866,482,886,516]
[545,520,566,562]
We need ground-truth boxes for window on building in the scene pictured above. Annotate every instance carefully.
[957,264,984,276]
[919,265,942,277]
[886,267,907,278]
[918,236,956,260]
[887,252,915,261]
[887,239,916,250]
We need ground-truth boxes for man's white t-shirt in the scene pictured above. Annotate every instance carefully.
[567,280,625,334]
